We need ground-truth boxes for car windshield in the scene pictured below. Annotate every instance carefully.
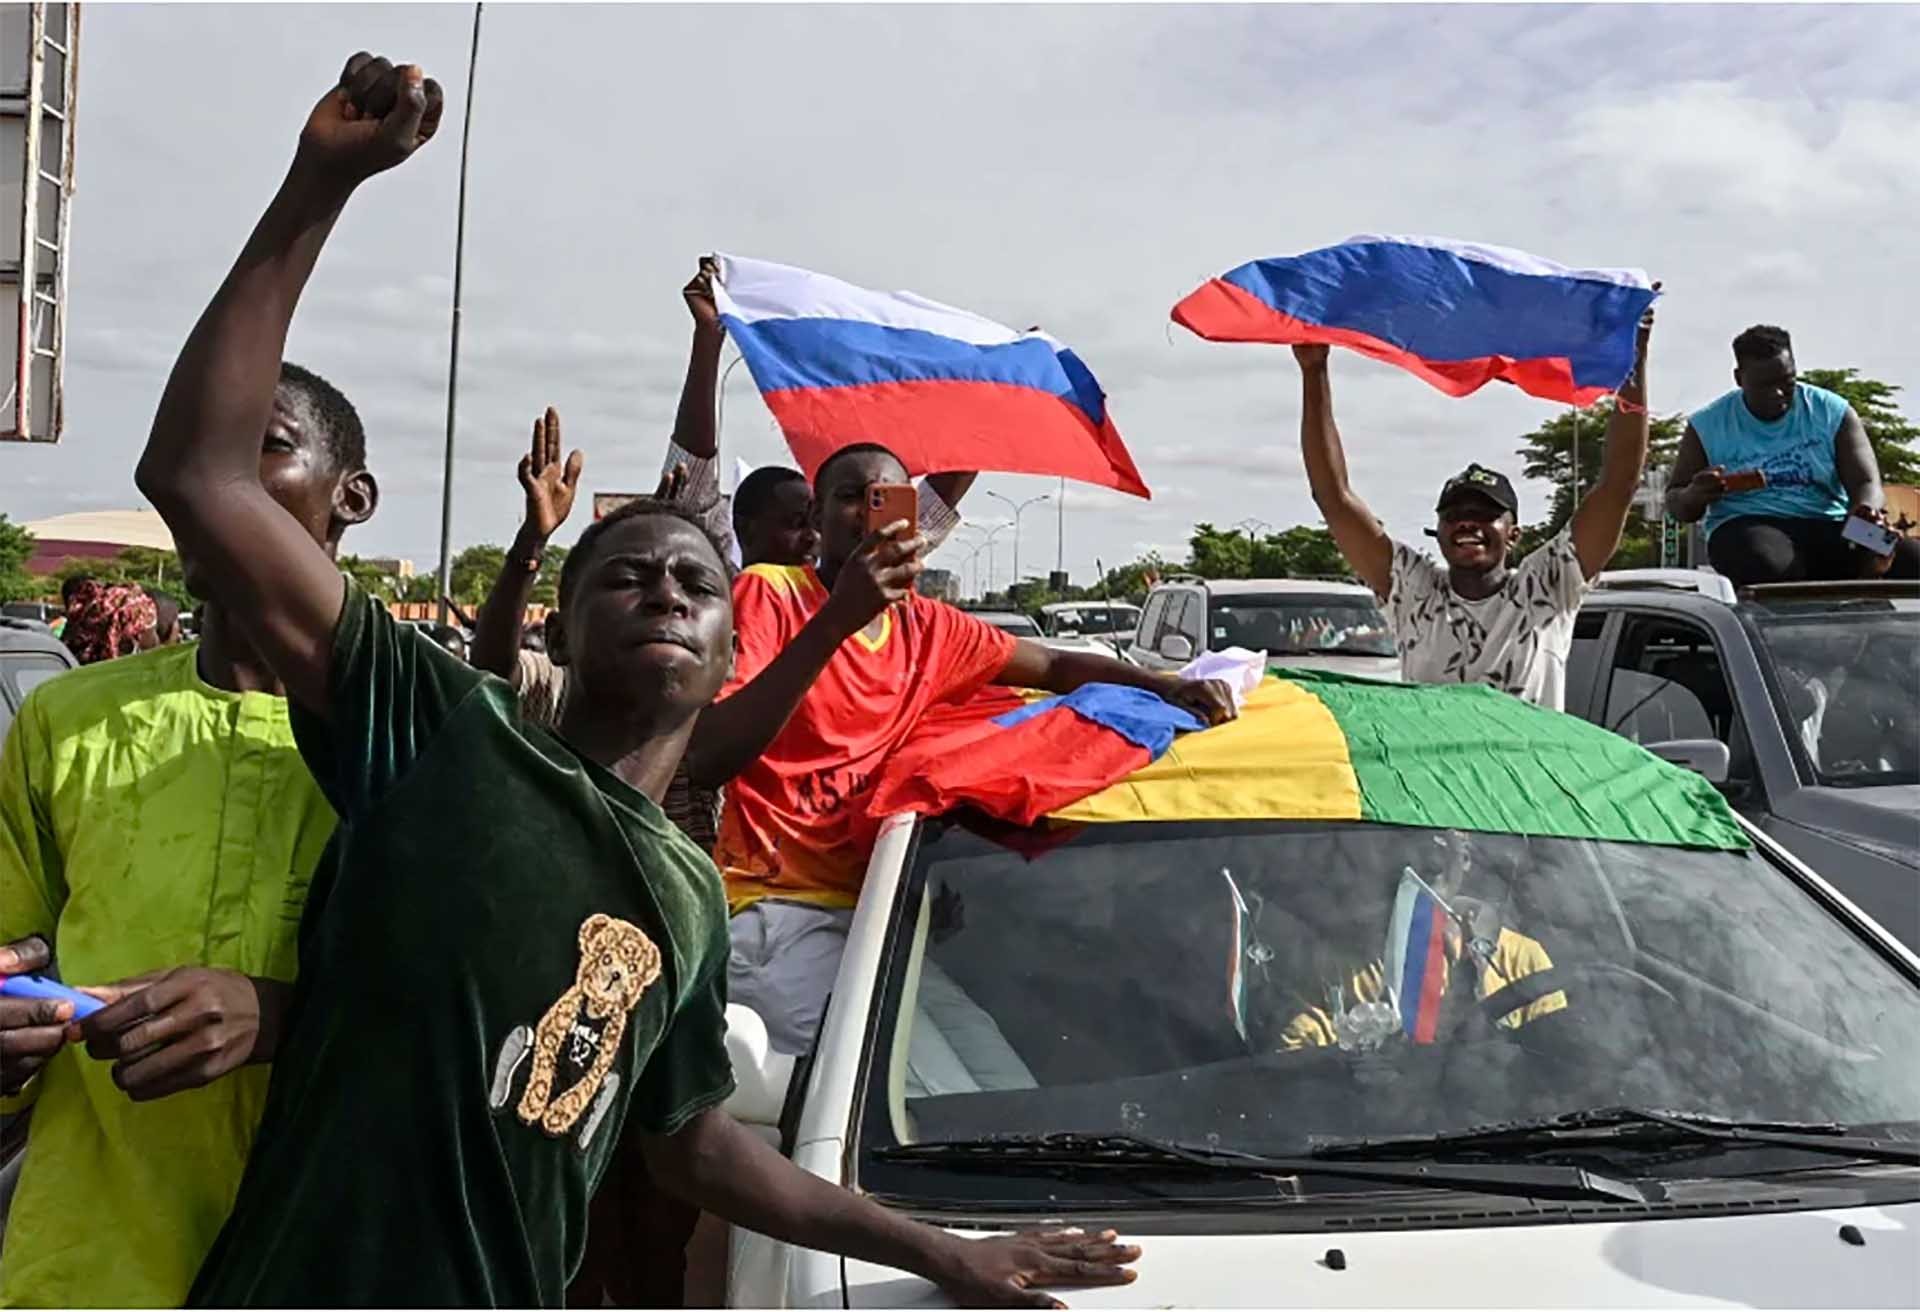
[1045,606,1139,636]
[861,818,1918,1194]
[1211,594,1395,656]
[976,613,1041,637]
[1750,599,1919,788]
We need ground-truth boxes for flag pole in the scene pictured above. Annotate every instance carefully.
[435,2,484,627]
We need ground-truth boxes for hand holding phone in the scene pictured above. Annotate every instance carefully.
[1719,469,1768,494]
[1842,508,1900,558]
[866,482,917,536]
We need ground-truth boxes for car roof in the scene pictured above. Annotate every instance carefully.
[1040,600,1136,611]
[1590,570,1919,614]
[969,611,1035,624]
[1161,577,1375,597]
[0,617,75,659]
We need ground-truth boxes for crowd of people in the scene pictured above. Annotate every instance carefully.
[0,46,1914,1311]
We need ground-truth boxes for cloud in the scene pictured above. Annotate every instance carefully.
[7,4,1914,590]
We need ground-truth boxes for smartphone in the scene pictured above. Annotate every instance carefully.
[1720,469,1768,493]
[866,482,917,536]
[1842,511,1900,557]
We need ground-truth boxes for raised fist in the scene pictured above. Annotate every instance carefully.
[297,51,446,185]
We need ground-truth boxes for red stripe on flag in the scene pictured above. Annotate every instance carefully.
[764,379,1150,498]
[1172,278,1615,406]
[1412,914,1449,1044]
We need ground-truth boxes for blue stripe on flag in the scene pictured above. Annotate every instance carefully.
[993,683,1203,755]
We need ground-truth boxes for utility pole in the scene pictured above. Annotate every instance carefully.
[435,2,484,626]
[987,491,1051,592]
[1055,475,1065,579]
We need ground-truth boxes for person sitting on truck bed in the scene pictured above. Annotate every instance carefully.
[1666,324,1920,586]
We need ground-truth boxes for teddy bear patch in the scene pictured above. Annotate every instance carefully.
[487,913,661,1149]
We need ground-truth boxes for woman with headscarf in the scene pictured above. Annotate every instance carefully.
[61,580,159,665]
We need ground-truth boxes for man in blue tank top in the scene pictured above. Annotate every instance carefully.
[1666,324,1918,584]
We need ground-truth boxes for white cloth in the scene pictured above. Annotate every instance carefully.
[1179,646,1267,711]
[1386,529,1588,710]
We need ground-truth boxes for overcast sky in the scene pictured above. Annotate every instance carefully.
[6,3,1916,590]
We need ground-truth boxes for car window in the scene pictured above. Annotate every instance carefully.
[1752,602,1919,789]
[0,654,72,739]
[859,818,1920,1206]
[1601,616,1733,749]
[1158,592,1193,649]
[1133,594,1167,650]
[1209,593,1395,657]
[1563,610,1608,718]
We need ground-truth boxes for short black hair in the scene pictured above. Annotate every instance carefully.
[559,496,732,610]
[60,574,95,607]
[813,442,904,492]
[732,465,807,537]
[1732,324,1793,364]
[279,361,367,473]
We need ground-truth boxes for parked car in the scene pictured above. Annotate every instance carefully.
[959,609,1043,640]
[723,682,1919,1307]
[0,616,77,740]
[1570,571,1919,949]
[1127,577,1400,679]
[1036,600,1141,654]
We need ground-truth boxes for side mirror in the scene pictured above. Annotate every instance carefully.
[1158,633,1195,662]
[1647,738,1731,785]
[721,1003,795,1130]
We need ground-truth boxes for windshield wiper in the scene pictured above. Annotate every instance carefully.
[1310,1106,1920,1168]
[874,1130,1652,1203]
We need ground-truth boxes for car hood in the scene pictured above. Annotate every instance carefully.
[844,1202,1919,1308]
[1775,785,1920,869]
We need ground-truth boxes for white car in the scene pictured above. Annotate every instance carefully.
[1037,601,1142,656]
[723,742,1920,1305]
[1127,578,1401,680]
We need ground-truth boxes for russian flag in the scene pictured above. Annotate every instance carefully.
[1383,867,1451,1044]
[713,255,1149,497]
[1172,235,1657,405]
[866,684,1202,827]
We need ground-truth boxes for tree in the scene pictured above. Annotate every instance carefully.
[1187,523,1252,579]
[1262,526,1353,579]
[1098,553,1165,603]
[46,548,199,606]
[0,516,35,604]
[1801,368,1920,486]
[338,554,400,601]
[398,573,440,604]
[1512,399,1686,569]
[448,544,506,607]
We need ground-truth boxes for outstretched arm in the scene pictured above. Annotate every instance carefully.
[995,640,1235,725]
[1664,425,1724,524]
[680,525,924,788]
[1569,296,1658,579]
[670,258,727,462]
[1292,346,1392,599]
[134,54,443,716]
[1835,406,1886,516]
[471,408,582,679]
[642,1108,1140,1309]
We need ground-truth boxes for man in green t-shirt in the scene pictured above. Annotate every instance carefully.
[130,50,1140,1307]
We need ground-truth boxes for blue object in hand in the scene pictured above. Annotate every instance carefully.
[0,973,105,1020]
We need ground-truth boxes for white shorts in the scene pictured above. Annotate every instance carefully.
[728,901,854,1056]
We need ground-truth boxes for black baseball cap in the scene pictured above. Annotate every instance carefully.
[1435,463,1519,518]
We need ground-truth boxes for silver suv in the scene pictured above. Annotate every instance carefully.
[1124,576,1400,678]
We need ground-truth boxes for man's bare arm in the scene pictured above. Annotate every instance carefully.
[1664,425,1724,524]
[670,259,726,461]
[1569,298,1657,579]
[641,1109,1139,1308]
[1834,407,1887,516]
[471,408,581,679]
[134,55,443,716]
[1292,346,1392,598]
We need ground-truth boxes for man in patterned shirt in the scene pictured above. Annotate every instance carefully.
[1288,302,1656,710]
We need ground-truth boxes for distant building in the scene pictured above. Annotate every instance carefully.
[920,567,959,602]
[364,557,415,578]
[22,509,174,575]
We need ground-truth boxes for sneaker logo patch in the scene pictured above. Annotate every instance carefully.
[487,913,661,1143]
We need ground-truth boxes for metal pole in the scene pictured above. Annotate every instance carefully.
[436,2,483,627]
[1569,406,1579,528]
[1055,475,1065,579]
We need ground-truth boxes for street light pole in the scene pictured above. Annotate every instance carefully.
[981,523,1012,596]
[1055,475,1065,579]
[987,491,1051,592]
[435,2,484,627]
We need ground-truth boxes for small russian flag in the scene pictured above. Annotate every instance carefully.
[1383,867,1451,1043]
[1172,235,1658,406]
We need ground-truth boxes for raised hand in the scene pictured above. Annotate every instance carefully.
[0,936,70,1096]
[930,1227,1140,1308]
[1292,343,1331,369]
[823,522,925,635]
[77,967,289,1102]
[684,257,724,335]
[296,52,446,186]
[518,407,585,541]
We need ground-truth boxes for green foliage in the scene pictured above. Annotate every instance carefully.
[441,543,569,608]
[1509,400,1686,570]
[337,554,401,602]
[41,547,198,606]
[1800,368,1920,486]
[1186,522,1355,581]
[0,516,36,604]
[399,573,441,604]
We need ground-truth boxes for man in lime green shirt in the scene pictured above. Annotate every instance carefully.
[0,360,378,1306]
